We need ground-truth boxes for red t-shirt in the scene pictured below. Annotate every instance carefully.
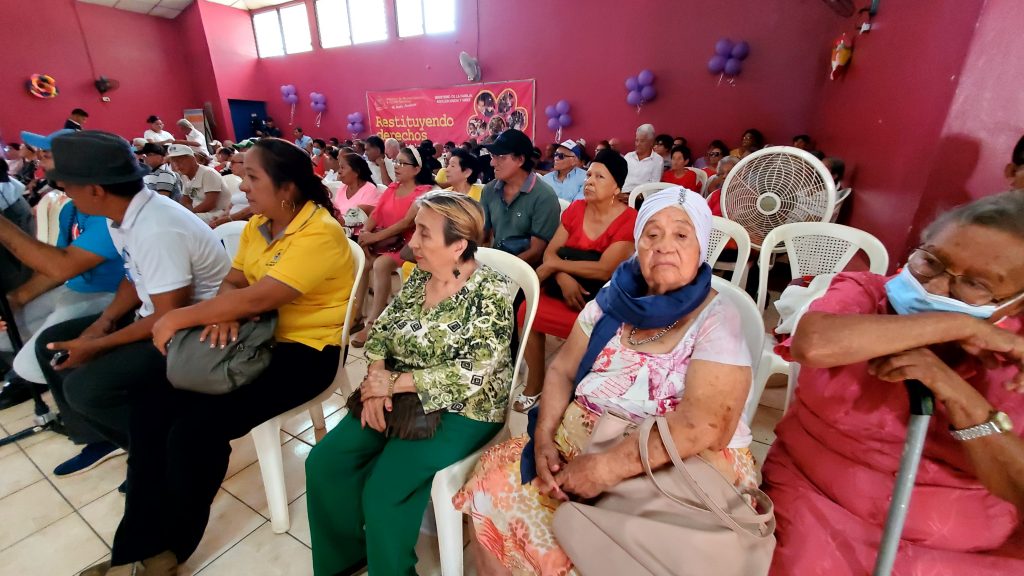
[661,168,700,192]
[560,200,637,251]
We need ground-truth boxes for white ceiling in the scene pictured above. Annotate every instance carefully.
[77,0,293,20]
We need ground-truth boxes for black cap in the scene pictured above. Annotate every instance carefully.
[482,129,533,157]
[46,131,150,185]
[593,149,628,190]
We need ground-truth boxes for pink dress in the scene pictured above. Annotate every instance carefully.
[764,272,1024,575]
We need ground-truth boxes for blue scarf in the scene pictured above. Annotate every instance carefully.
[519,258,712,483]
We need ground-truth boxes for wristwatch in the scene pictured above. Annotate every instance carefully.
[387,371,400,398]
[949,411,1014,441]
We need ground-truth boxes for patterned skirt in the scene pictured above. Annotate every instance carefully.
[453,401,759,576]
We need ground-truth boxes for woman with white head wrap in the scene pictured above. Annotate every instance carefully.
[456,186,758,575]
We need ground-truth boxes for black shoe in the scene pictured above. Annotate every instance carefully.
[0,378,47,410]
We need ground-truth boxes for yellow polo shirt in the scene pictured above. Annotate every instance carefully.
[233,201,353,350]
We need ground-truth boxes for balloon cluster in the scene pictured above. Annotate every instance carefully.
[280,84,298,125]
[544,100,572,131]
[309,92,328,113]
[346,112,365,135]
[707,39,750,80]
[625,70,657,108]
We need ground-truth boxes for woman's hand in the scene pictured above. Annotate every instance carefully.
[199,322,240,349]
[360,396,389,432]
[868,347,968,401]
[554,452,623,500]
[556,273,589,311]
[961,322,1024,390]
[532,438,567,500]
[360,364,394,400]
[358,231,378,246]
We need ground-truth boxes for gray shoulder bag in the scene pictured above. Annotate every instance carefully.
[165,312,278,395]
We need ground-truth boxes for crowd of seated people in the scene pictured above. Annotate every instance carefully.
[1,109,1023,576]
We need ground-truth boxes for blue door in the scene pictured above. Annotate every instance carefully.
[228,99,268,141]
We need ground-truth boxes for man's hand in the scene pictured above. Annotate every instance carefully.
[46,337,107,370]
[960,322,1024,390]
[868,347,967,401]
[80,316,116,341]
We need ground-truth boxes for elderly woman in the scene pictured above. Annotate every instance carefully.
[701,139,730,176]
[83,138,353,576]
[332,153,382,238]
[306,192,514,575]
[730,128,765,159]
[514,149,638,412]
[445,147,483,201]
[456,187,757,575]
[350,146,435,346]
[763,191,1024,574]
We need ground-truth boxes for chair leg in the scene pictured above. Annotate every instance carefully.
[252,418,290,533]
[784,362,800,414]
[432,481,465,576]
[309,403,326,432]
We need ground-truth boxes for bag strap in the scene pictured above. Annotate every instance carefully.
[638,417,775,539]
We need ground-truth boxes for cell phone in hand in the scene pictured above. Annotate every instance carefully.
[50,350,70,368]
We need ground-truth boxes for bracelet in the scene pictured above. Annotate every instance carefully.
[387,371,400,397]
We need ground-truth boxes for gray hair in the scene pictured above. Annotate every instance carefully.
[718,155,739,168]
[923,189,1024,242]
[636,124,656,139]
[384,137,400,149]
[177,118,194,130]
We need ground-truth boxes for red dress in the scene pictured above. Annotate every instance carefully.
[522,201,637,339]
[661,168,700,192]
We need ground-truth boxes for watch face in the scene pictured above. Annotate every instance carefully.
[994,411,1014,433]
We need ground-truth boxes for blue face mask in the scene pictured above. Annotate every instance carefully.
[885,267,996,319]
[312,147,321,156]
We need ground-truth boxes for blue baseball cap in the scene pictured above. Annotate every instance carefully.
[21,129,76,152]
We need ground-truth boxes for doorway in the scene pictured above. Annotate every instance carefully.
[228,99,268,141]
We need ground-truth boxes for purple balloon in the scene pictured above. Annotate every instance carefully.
[346,122,355,132]
[731,40,750,61]
[346,113,356,123]
[625,76,639,92]
[708,55,727,74]
[353,122,364,133]
[309,92,318,100]
[352,112,363,122]
[640,85,657,102]
[626,90,643,106]
[556,99,570,115]
[637,69,655,87]
[545,105,557,118]
[280,85,290,95]
[284,94,298,104]
[715,38,734,57]
[558,113,572,127]
[315,102,328,112]
[547,117,561,131]
[724,58,743,76]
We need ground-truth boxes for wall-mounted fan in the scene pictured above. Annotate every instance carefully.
[94,76,120,94]
[459,51,481,82]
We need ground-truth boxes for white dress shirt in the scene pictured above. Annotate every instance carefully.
[622,151,664,193]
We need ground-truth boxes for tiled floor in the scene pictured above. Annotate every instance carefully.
[0,339,785,576]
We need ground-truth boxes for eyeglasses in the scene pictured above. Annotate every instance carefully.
[553,152,574,160]
[907,248,1003,305]
[394,160,417,167]
[707,151,722,157]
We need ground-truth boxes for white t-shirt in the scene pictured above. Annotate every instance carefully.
[222,174,250,215]
[144,129,174,143]
[180,165,230,219]
[107,188,231,317]
[622,151,664,193]
[187,128,207,153]
[367,158,395,186]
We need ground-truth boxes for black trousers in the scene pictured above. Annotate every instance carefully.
[35,313,156,447]
[110,342,340,565]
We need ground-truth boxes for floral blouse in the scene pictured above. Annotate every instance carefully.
[365,264,515,423]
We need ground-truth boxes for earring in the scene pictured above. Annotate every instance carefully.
[453,267,461,278]
[281,199,296,212]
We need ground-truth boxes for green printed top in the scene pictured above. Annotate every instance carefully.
[365,264,515,423]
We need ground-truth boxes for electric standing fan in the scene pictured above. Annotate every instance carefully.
[720,146,837,249]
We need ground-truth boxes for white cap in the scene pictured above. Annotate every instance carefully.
[165,144,194,158]
[558,139,583,157]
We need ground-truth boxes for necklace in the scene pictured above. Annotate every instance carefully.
[627,318,681,346]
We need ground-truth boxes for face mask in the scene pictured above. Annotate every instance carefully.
[885,267,996,319]
[312,147,321,156]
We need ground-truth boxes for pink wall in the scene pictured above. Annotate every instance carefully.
[194,0,263,139]
[0,0,201,142]
[234,0,841,148]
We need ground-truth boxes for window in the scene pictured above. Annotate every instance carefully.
[253,3,312,58]
[396,0,456,38]
[315,0,388,48]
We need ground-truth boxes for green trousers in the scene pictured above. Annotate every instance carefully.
[306,411,502,576]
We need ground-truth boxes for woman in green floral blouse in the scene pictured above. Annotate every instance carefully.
[305,191,515,576]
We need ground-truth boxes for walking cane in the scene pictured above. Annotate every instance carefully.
[872,380,934,576]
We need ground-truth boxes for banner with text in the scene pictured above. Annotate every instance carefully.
[366,80,535,144]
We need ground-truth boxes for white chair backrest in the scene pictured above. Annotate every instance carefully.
[214,220,248,259]
[627,182,673,209]
[35,191,71,245]
[755,222,889,311]
[377,183,387,192]
[473,248,540,395]
[341,237,366,351]
[829,187,853,223]
[706,217,752,286]
[686,167,709,195]
[558,198,570,215]
[711,276,765,426]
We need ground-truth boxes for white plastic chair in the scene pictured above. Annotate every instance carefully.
[829,187,852,223]
[431,247,540,576]
[34,191,71,245]
[706,216,752,288]
[627,182,673,209]
[213,220,247,259]
[754,222,889,413]
[686,167,710,195]
[251,237,365,533]
[557,198,570,214]
[710,276,766,426]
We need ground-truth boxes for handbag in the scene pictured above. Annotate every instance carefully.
[344,359,444,440]
[543,247,606,303]
[552,413,776,576]
[367,232,405,256]
[165,312,278,395]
